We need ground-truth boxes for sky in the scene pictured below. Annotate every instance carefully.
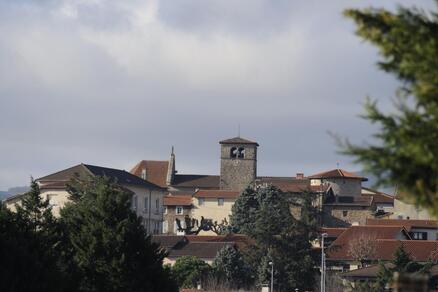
[0,0,435,190]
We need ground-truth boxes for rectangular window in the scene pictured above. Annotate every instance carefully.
[144,197,149,212]
[176,206,183,215]
[410,232,428,240]
[342,210,348,217]
[155,198,160,214]
[141,169,146,180]
[198,198,205,206]
[163,206,168,215]
[132,195,138,211]
[174,220,178,233]
[218,198,224,206]
[162,221,168,233]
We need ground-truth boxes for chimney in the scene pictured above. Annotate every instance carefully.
[296,173,304,179]
[166,146,176,186]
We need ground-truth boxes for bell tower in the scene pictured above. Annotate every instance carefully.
[219,137,258,191]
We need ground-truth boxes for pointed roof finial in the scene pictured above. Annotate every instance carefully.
[238,123,241,138]
[171,146,174,155]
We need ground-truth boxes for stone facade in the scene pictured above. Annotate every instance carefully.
[323,205,375,227]
[163,205,191,235]
[219,142,257,191]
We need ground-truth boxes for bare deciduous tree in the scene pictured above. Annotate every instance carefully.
[347,233,378,267]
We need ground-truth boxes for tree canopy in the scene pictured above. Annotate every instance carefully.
[230,185,317,291]
[343,2,438,215]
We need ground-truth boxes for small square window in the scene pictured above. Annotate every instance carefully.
[198,198,205,206]
[176,206,183,215]
[342,210,348,217]
[218,198,224,206]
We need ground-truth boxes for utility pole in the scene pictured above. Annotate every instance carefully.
[269,261,274,292]
[321,233,328,292]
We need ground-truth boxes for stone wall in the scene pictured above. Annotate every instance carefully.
[323,206,375,227]
[163,205,191,235]
[220,144,257,191]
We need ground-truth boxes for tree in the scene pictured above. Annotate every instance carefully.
[342,3,438,216]
[60,176,177,292]
[171,256,211,288]
[347,233,378,267]
[230,185,317,291]
[211,245,252,289]
[0,180,68,292]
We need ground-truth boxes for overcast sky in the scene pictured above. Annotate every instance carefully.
[0,0,435,190]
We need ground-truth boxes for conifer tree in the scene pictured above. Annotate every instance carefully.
[343,2,438,215]
[212,245,252,289]
[171,256,211,288]
[60,176,177,292]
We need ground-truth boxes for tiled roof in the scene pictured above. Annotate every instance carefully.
[361,188,394,204]
[130,160,169,187]
[38,164,163,190]
[320,227,347,238]
[194,189,240,199]
[169,242,233,259]
[163,195,192,206]
[341,263,393,279]
[151,235,186,249]
[308,169,368,181]
[219,137,259,146]
[172,175,220,189]
[366,219,438,230]
[327,226,412,261]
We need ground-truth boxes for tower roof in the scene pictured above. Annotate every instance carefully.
[219,137,259,146]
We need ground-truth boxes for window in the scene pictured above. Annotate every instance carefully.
[198,197,205,206]
[218,198,224,206]
[238,147,245,158]
[132,195,138,211]
[144,197,149,212]
[230,147,238,158]
[174,220,178,233]
[176,206,183,215]
[141,168,147,180]
[163,206,168,215]
[153,221,160,234]
[409,232,428,240]
[155,198,160,214]
[162,221,168,233]
[342,210,348,217]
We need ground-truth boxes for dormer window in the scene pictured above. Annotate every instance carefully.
[141,169,146,180]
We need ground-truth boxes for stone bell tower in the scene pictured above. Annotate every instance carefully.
[219,137,258,191]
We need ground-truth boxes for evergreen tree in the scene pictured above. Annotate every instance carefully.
[0,180,68,292]
[171,256,211,288]
[230,185,317,291]
[342,2,438,215]
[60,176,177,292]
[212,245,252,288]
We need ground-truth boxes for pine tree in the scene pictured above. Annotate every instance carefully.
[60,176,177,292]
[230,185,317,290]
[342,2,438,215]
[212,245,252,289]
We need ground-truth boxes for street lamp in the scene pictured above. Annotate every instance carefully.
[269,261,274,292]
[320,233,328,292]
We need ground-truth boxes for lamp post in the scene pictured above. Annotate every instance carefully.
[269,261,274,292]
[321,233,328,292]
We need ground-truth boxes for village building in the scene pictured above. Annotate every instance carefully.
[130,136,396,235]
[4,163,166,234]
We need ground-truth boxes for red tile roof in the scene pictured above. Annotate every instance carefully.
[194,189,240,199]
[374,240,438,262]
[320,227,347,238]
[366,219,438,230]
[362,188,394,204]
[130,160,169,187]
[327,226,412,261]
[308,169,367,181]
[163,195,192,206]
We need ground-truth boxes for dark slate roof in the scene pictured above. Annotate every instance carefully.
[172,174,220,189]
[152,235,187,249]
[168,242,233,259]
[38,164,164,190]
[219,137,259,146]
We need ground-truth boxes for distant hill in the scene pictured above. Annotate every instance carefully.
[0,186,30,200]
